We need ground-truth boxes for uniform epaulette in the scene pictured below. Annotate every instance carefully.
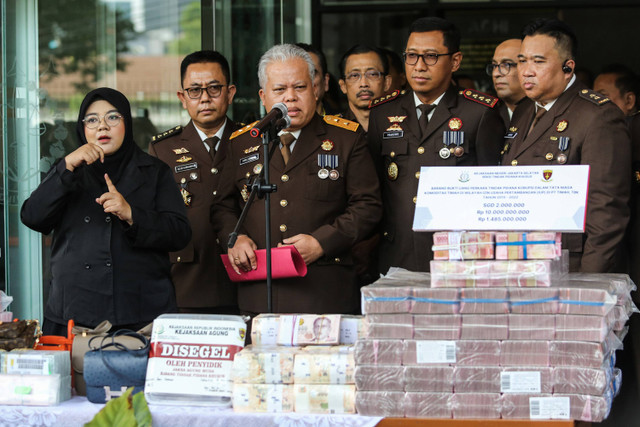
[151,125,182,143]
[460,89,498,108]
[369,90,405,109]
[230,120,259,140]
[323,115,360,132]
[579,89,610,105]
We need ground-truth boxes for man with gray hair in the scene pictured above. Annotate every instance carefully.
[212,44,382,315]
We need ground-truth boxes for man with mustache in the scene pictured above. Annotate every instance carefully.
[149,50,240,314]
[501,19,631,272]
[367,17,505,274]
[213,44,382,314]
[338,45,392,134]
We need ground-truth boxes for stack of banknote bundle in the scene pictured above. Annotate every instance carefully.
[354,268,635,421]
[231,314,363,414]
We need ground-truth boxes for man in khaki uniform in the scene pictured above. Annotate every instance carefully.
[149,50,240,313]
[213,44,382,314]
[367,17,505,274]
[502,19,631,272]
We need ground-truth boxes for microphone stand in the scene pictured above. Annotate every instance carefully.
[227,118,288,313]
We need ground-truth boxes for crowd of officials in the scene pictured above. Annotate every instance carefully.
[21,17,639,341]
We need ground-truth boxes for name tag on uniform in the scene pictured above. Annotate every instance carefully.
[240,154,259,165]
[383,130,404,139]
[175,162,198,173]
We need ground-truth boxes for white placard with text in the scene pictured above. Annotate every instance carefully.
[413,165,589,232]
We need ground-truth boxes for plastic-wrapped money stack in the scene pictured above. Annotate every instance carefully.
[0,349,72,405]
[356,263,636,422]
[231,314,364,414]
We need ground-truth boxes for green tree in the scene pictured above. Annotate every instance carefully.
[38,0,137,93]
[167,1,201,55]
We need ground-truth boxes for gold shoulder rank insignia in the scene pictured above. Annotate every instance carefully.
[230,120,259,140]
[461,89,498,108]
[151,125,183,143]
[324,115,360,132]
[369,90,403,109]
[579,89,610,105]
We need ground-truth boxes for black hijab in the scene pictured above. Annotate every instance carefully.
[75,87,137,187]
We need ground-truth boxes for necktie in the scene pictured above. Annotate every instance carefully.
[204,136,219,160]
[527,107,547,136]
[280,133,295,165]
[418,104,436,138]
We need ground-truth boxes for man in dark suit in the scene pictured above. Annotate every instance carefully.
[502,19,631,273]
[488,39,526,129]
[148,50,240,313]
[212,44,382,315]
[367,17,505,274]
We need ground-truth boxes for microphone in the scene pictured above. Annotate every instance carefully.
[250,103,289,137]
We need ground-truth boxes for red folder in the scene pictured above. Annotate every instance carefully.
[221,245,308,282]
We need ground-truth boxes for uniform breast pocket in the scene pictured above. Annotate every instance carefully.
[382,140,408,181]
[381,139,408,159]
[303,165,345,202]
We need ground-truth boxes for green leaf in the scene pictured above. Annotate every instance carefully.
[84,387,137,427]
[132,391,152,427]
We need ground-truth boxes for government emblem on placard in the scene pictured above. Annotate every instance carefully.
[542,170,553,181]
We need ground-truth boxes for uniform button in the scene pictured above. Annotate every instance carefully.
[413,196,417,204]
[213,190,217,196]
[415,171,420,179]
[84,216,90,223]
[281,174,289,182]
[417,147,425,154]
[105,216,111,223]
[84,263,91,269]
[545,152,553,161]
[211,168,218,174]
[246,172,251,178]
[280,199,288,207]
[390,151,396,158]
[511,160,518,166]
[180,177,186,184]
[177,256,182,262]
[106,261,112,267]
[334,258,341,263]
[279,224,287,232]
[383,231,389,237]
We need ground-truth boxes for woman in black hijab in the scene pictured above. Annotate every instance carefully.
[22,88,191,335]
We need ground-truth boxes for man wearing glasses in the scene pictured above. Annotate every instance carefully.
[502,19,630,273]
[488,39,526,128]
[149,50,240,314]
[367,17,505,274]
[338,45,391,134]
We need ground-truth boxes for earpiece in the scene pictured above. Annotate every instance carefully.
[562,60,573,74]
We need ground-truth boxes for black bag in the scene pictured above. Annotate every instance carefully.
[83,330,149,403]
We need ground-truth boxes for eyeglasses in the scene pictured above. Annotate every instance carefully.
[183,84,225,99]
[82,112,123,129]
[486,62,517,76]
[403,51,454,66]
[344,70,384,83]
